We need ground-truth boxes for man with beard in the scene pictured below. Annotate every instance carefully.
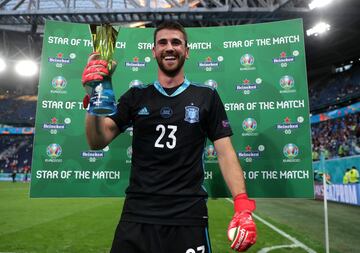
[82,21,256,253]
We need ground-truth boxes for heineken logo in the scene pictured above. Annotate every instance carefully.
[125,56,148,71]
[198,56,220,72]
[42,117,70,135]
[273,51,298,68]
[238,145,264,162]
[276,117,301,135]
[48,52,73,68]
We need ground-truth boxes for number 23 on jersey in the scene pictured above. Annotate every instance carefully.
[154,124,177,149]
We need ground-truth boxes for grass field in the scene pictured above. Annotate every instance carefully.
[0,182,359,253]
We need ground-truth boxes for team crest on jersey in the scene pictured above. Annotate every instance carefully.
[184,105,199,123]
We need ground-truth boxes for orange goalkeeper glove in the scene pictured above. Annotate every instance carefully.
[227,193,257,252]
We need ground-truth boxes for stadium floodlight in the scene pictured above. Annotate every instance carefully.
[309,0,334,10]
[0,58,6,72]
[306,22,331,37]
[15,60,38,77]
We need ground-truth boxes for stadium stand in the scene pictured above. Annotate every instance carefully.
[0,89,37,126]
[311,113,360,160]
[309,62,360,161]
[0,135,33,173]
[0,87,36,177]
[309,63,360,114]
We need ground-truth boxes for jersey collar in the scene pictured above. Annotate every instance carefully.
[154,78,190,97]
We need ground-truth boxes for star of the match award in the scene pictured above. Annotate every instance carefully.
[85,24,119,116]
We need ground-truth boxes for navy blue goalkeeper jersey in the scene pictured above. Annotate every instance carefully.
[109,78,232,226]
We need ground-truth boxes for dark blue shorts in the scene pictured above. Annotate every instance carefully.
[110,221,212,253]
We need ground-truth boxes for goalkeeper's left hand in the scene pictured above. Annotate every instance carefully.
[227,193,257,252]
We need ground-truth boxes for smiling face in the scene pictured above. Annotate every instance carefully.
[152,28,189,78]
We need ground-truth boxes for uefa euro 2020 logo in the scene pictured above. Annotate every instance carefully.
[240,54,255,67]
[283,143,299,159]
[129,80,143,88]
[280,75,295,90]
[51,76,67,90]
[46,143,62,158]
[204,144,217,160]
[127,146,132,159]
[204,79,218,89]
[242,118,257,132]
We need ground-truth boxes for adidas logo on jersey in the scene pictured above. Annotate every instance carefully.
[138,106,150,115]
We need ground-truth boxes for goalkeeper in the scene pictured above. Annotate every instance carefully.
[82,21,256,253]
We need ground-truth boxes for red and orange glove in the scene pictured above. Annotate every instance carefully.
[81,52,111,108]
[227,193,257,252]
[81,52,110,86]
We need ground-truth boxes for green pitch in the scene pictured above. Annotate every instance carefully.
[0,182,359,253]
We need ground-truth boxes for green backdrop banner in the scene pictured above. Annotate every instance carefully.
[30,19,313,198]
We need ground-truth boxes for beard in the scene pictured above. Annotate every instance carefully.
[156,52,186,77]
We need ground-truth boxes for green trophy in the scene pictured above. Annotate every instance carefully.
[85,24,118,116]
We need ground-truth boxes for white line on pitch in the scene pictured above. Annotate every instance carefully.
[225,198,317,253]
[257,244,300,253]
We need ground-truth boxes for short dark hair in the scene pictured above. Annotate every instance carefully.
[153,21,188,46]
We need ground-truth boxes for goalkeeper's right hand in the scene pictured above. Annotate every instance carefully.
[81,52,110,109]
[81,52,110,86]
